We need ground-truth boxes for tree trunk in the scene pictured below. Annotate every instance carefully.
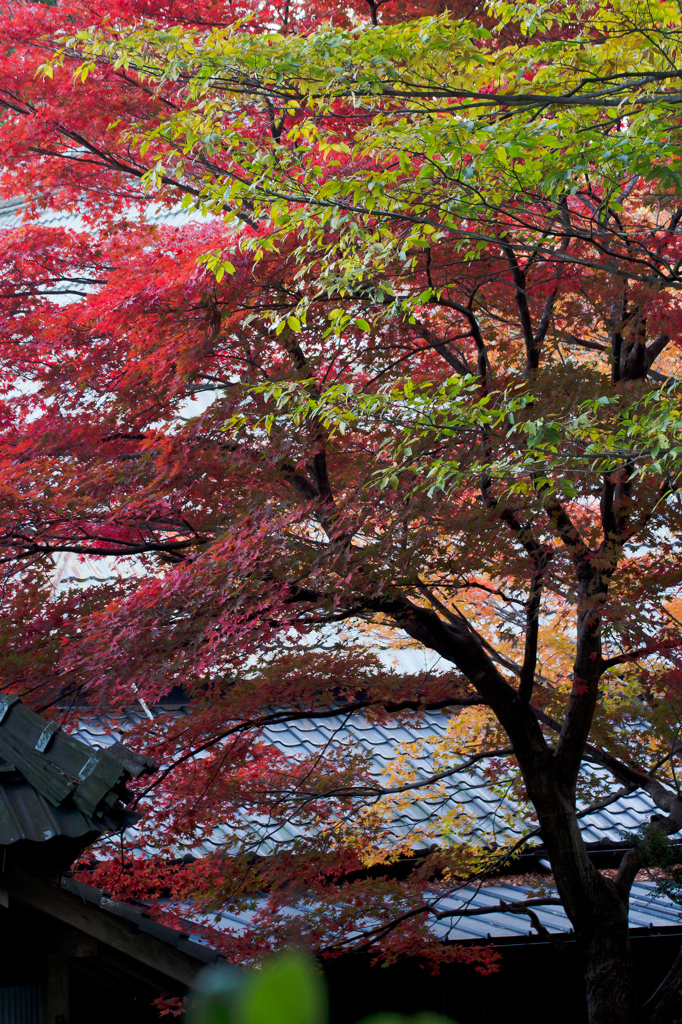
[538,827,642,1023]
[395,601,644,1022]
[521,766,641,1023]
[583,912,640,1024]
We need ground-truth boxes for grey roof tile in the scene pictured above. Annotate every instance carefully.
[69,704,661,854]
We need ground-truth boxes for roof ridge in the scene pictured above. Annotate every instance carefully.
[0,695,156,857]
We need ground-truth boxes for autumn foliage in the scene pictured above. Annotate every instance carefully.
[4,0,682,1020]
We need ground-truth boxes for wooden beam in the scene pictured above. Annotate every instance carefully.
[5,871,201,988]
[46,953,69,1024]
[58,924,98,958]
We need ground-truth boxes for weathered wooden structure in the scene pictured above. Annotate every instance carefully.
[0,697,223,1023]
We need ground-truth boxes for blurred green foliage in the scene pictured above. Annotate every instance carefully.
[189,952,458,1024]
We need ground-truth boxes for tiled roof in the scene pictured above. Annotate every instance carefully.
[173,878,682,947]
[59,705,682,953]
[0,696,155,849]
[70,703,660,857]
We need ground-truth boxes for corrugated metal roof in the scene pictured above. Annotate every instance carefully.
[0,697,155,848]
[0,985,42,1024]
[423,880,682,941]
[69,703,661,856]
[182,879,682,946]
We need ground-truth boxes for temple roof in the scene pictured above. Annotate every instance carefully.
[71,701,660,859]
[0,695,155,852]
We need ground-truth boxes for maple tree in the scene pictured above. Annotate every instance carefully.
[5,0,682,1021]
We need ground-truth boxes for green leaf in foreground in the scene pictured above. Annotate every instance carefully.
[190,953,327,1024]
[242,952,327,1024]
